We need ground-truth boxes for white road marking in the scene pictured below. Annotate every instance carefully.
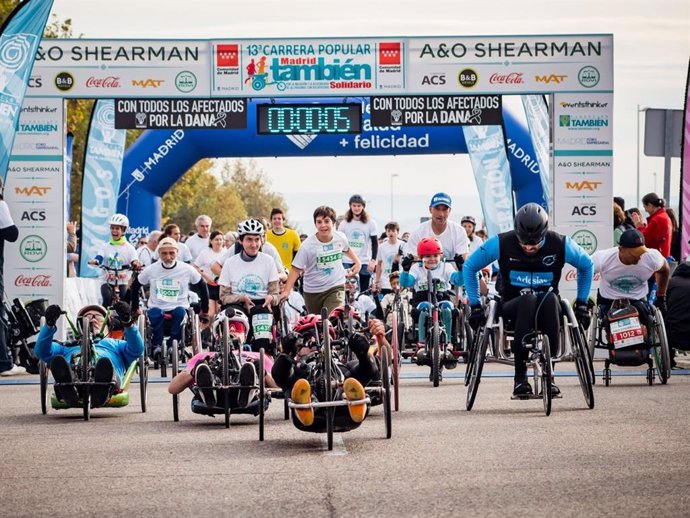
[322,433,347,455]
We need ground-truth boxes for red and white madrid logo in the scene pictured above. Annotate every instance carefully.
[86,76,121,88]
[379,42,401,65]
[489,72,524,84]
[14,274,52,287]
[217,44,239,67]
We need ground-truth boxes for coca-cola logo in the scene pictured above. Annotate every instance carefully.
[489,72,524,85]
[14,274,52,287]
[86,76,121,88]
[564,270,601,282]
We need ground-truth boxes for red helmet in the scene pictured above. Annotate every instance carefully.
[294,314,335,338]
[328,306,361,322]
[417,237,443,257]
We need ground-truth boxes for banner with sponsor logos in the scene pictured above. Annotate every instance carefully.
[521,95,550,210]
[78,100,126,278]
[369,95,502,127]
[462,125,514,236]
[4,97,64,305]
[114,98,247,129]
[407,35,612,95]
[28,39,210,98]
[552,92,613,299]
[211,39,404,97]
[65,131,73,218]
[0,0,54,185]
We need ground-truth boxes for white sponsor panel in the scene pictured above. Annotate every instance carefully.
[408,35,613,94]
[28,40,210,98]
[554,224,608,302]
[211,39,404,97]
[4,97,65,306]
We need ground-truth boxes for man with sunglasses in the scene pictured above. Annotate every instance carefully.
[463,203,593,396]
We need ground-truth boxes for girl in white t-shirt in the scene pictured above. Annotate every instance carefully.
[194,230,226,317]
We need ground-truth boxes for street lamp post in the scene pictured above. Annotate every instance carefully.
[390,173,399,220]
[636,105,648,204]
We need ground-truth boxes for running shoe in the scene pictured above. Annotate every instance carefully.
[238,361,258,408]
[343,378,367,423]
[291,378,314,426]
[195,363,216,408]
[50,356,79,406]
[91,357,115,408]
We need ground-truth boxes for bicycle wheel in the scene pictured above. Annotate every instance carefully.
[431,313,441,387]
[541,335,553,416]
[259,348,265,441]
[139,356,148,413]
[651,307,671,385]
[40,361,48,415]
[466,325,489,411]
[222,321,230,428]
[570,326,594,409]
[172,339,180,422]
[160,339,167,378]
[391,311,400,412]
[381,345,392,439]
[323,309,334,451]
[81,319,91,421]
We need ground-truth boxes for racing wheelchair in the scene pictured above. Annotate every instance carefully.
[171,311,268,439]
[147,304,202,378]
[284,308,392,451]
[465,290,594,416]
[588,299,671,386]
[39,313,148,420]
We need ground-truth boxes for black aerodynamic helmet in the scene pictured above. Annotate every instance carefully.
[349,194,366,207]
[514,203,549,245]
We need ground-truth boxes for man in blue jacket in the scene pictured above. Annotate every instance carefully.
[35,301,144,408]
[463,203,593,396]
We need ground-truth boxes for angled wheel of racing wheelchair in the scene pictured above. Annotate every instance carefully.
[323,308,335,451]
[649,306,671,385]
[380,343,392,439]
[80,316,92,421]
[172,338,180,422]
[39,359,49,415]
[561,301,594,409]
[390,311,401,412]
[466,300,496,411]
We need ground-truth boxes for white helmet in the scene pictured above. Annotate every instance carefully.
[109,213,129,229]
[213,307,250,338]
[237,218,264,237]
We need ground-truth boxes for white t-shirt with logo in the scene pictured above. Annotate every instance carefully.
[96,241,138,285]
[195,247,225,275]
[138,261,201,311]
[292,232,349,293]
[185,234,209,261]
[592,247,665,300]
[406,262,456,295]
[376,238,403,290]
[403,220,470,263]
[338,219,378,263]
[177,241,193,263]
[218,252,279,299]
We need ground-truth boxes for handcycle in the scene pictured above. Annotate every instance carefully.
[3,296,46,374]
[465,290,594,416]
[588,299,670,386]
[39,313,148,420]
[171,314,268,439]
[285,308,392,451]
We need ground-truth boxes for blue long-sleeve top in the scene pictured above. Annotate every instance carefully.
[35,324,144,384]
[463,235,593,306]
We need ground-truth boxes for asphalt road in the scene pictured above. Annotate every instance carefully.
[1,361,689,518]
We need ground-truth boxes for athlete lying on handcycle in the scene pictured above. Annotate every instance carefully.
[35,301,143,408]
[271,314,380,432]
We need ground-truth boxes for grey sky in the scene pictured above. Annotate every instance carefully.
[50,0,689,230]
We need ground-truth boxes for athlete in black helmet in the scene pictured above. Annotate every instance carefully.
[463,203,594,396]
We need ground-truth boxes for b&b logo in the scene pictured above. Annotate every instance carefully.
[422,73,446,85]
[21,210,46,221]
[458,68,478,88]
[54,71,74,92]
[20,235,47,263]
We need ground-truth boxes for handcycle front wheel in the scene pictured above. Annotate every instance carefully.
[466,324,489,411]
[431,316,441,387]
[172,339,180,422]
[541,335,553,417]
[322,308,334,451]
[259,348,265,441]
[391,311,400,412]
[381,345,392,439]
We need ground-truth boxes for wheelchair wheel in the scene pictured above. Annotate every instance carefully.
[322,308,334,451]
[160,339,167,378]
[466,324,489,411]
[172,339,180,422]
[192,312,201,356]
[138,315,148,413]
[259,348,265,441]
[431,313,441,387]
[391,311,400,412]
[464,327,478,387]
[221,320,231,428]
[541,335,553,417]
[81,318,91,421]
[39,361,48,415]
[381,344,392,439]
[570,326,594,409]
[587,315,599,384]
[649,307,670,385]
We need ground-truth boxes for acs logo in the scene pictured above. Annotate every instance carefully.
[21,210,46,221]
[421,73,446,85]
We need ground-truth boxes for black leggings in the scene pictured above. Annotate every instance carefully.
[101,283,129,308]
[501,293,560,378]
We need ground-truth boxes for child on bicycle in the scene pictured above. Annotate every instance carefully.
[400,237,464,375]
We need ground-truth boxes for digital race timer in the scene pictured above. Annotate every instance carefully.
[257,103,362,135]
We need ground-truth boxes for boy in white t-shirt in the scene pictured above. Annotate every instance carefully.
[592,229,670,325]
[375,221,404,294]
[338,194,378,292]
[281,206,361,315]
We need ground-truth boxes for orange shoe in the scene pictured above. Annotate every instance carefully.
[291,378,314,426]
[343,378,367,423]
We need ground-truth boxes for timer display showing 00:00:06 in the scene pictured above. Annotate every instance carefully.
[257,103,362,135]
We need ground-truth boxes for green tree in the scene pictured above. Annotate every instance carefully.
[223,159,287,223]
[162,159,246,234]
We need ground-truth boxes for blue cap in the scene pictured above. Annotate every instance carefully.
[430,192,452,208]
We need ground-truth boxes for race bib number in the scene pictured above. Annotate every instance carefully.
[252,312,273,340]
[156,278,181,303]
[610,317,645,349]
[316,249,343,272]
